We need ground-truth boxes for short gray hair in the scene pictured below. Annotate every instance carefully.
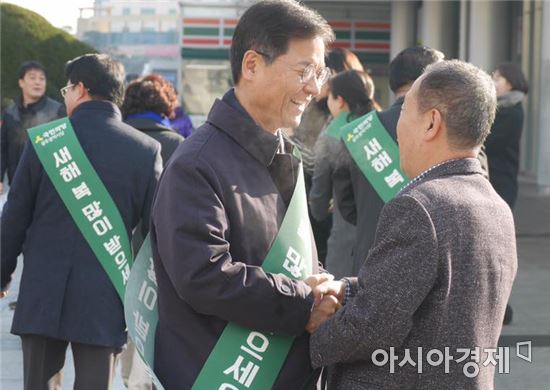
[417,60,496,149]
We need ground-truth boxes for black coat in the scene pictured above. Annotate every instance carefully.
[332,97,402,275]
[1,95,65,183]
[485,102,524,208]
[1,100,162,347]
[150,94,320,389]
[124,117,184,166]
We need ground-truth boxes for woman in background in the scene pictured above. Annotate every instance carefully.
[486,62,529,209]
[485,62,528,325]
[309,70,378,278]
[292,48,365,266]
[123,74,184,165]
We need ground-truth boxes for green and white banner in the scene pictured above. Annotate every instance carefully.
[27,117,133,300]
[124,238,164,389]
[341,111,410,202]
[125,152,314,389]
[325,111,350,139]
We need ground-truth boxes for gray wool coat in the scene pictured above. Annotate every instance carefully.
[310,158,517,389]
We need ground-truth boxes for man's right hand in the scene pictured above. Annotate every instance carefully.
[0,182,4,194]
[0,290,8,299]
[305,294,341,333]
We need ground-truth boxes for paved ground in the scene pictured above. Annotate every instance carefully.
[1,176,549,389]
[494,177,550,389]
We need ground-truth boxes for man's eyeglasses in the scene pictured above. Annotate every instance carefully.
[255,50,331,87]
[60,84,75,98]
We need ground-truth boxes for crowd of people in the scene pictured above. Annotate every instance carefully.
[0,0,527,389]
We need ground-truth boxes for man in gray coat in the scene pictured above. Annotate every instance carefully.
[308,60,517,389]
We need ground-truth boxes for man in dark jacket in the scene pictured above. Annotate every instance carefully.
[309,60,517,390]
[0,61,65,193]
[1,54,162,390]
[333,46,444,275]
[150,1,337,389]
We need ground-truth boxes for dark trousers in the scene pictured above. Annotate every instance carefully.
[21,334,120,390]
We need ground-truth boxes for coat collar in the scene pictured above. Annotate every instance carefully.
[125,117,174,133]
[400,157,484,195]
[71,100,122,120]
[16,94,48,111]
[391,95,405,109]
[206,91,282,167]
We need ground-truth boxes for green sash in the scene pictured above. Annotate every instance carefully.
[27,118,132,300]
[341,111,410,202]
[325,112,350,139]
[124,237,164,389]
[125,153,313,389]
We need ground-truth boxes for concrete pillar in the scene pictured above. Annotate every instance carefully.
[420,1,459,59]
[458,0,469,61]
[467,0,510,72]
[390,1,416,59]
[537,0,550,189]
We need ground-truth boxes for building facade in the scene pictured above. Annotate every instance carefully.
[77,0,550,189]
[77,0,180,76]
[386,0,549,190]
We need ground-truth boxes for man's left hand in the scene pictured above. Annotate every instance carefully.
[305,273,334,305]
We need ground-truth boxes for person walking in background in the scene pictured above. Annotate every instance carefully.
[170,103,195,138]
[1,53,162,390]
[485,62,528,325]
[309,60,517,390]
[309,70,378,278]
[0,61,65,193]
[123,74,184,165]
[333,46,444,276]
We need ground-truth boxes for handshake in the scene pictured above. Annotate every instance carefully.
[303,274,346,334]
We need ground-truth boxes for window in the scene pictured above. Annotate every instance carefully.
[122,8,130,16]
[141,8,155,15]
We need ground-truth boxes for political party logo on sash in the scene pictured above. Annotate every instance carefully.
[125,151,313,390]
[341,111,410,202]
[28,118,132,300]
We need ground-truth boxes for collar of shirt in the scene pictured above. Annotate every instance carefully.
[126,111,172,128]
[205,89,293,167]
[399,157,483,195]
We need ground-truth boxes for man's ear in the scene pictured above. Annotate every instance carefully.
[240,50,263,82]
[424,108,443,142]
[75,82,89,100]
[18,79,24,89]
[336,95,346,110]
